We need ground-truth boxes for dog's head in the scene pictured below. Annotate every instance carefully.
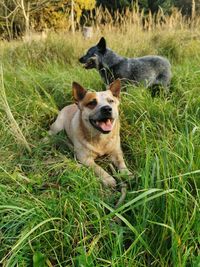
[79,37,107,69]
[72,79,121,134]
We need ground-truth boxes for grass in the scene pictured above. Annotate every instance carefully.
[0,28,200,267]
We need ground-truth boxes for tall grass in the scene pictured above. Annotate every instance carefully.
[0,16,200,267]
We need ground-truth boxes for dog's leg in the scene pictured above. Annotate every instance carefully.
[76,153,116,188]
[110,150,132,176]
[110,150,131,212]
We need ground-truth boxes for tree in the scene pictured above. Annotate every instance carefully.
[70,0,95,33]
[147,0,173,13]
[0,0,50,39]
[173,0,198,16]
[96,0,132,12]
[0,0,96,38]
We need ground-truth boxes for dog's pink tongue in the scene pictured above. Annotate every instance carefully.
[99,119,113,132]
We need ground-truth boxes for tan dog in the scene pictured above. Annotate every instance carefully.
[49,79,131,187]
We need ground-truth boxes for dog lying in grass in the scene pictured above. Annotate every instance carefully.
[49,79,131,187]
[79,37,172,89]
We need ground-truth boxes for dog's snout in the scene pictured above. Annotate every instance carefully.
[101,105,112,115]
[79,57,85,63]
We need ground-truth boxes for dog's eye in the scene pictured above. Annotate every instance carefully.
[108,99,114,104]
[86,99,97,109]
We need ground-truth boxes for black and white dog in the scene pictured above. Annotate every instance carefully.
[79,37,172,88]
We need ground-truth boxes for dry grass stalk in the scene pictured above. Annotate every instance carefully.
[0,66,31,152]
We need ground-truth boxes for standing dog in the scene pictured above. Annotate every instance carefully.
[49,79,131,187]
[79,37,172,88]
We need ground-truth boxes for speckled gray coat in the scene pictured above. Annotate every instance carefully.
[79,37,172,88]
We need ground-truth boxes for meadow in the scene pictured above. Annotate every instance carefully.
[0,21,200,266]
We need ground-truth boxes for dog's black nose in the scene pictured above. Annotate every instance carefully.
[79,57,84,63]
[101,105,112,115]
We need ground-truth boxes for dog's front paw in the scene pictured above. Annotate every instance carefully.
[103,176,116,188]
[120,168,133,177]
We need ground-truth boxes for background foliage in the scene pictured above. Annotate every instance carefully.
[0,0,200,39]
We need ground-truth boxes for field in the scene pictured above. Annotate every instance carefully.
[0,25,200,266]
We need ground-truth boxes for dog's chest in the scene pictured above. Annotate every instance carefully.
[88,134,118,157]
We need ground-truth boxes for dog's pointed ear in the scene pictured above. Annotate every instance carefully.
[109,79,121,98]
[72,82,87,103]
[97,37,106,53]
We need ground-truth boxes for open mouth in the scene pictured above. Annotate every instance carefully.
[84,58,96,69]
[89,118,114,134]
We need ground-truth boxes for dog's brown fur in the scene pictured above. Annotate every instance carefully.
[49,79,131,187]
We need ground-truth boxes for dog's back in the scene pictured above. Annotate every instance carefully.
[119,55,171,87]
